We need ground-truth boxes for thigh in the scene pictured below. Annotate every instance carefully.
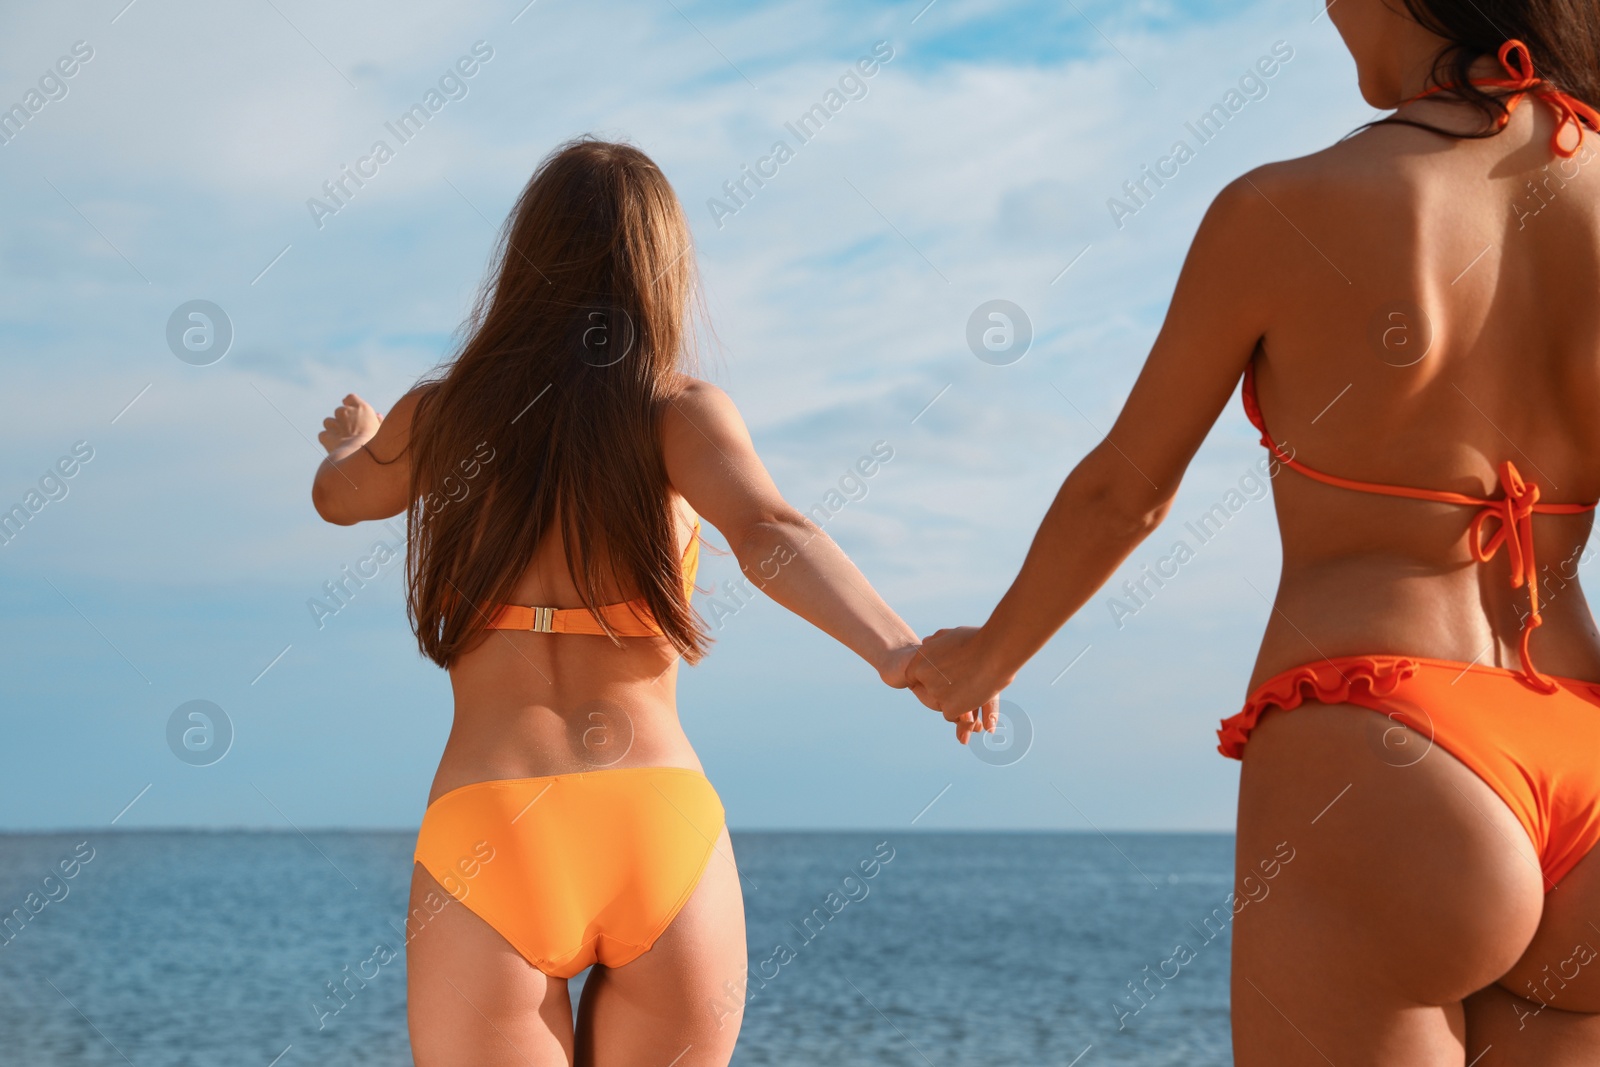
[406,863,576,1067]
[1465,985,1600,1065]
[1464,841,1600,1064]
[1231,703,1546,1067]
[576,826,748,1067]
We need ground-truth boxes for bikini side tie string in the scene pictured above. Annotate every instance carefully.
[1468,461,1558,693]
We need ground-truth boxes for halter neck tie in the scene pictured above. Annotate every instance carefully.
[1402,38,1600,159]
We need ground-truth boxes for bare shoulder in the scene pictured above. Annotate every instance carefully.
[1198,144,1420,277]
[387,382,437,427]
[1214,152,1353,220]
[657,375,789,528]
[1183,157,1339,253]
[360,382,437,461]
[1172,163,1314,302]
[1235,127,1439,211]
[665,375,733,412]
[660,376,746,442]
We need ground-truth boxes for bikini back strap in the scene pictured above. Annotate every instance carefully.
[1245,364,1508,507]
[1403,38,1600,159]
[484,520,702,637]
[487,599,664,636]
[1241,363,1596,692]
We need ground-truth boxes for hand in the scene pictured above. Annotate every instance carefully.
[876,643,985,742]
[879,642,986,744]
[318,393,383,455]
[876,643,920,690]
[906,626,1008,744]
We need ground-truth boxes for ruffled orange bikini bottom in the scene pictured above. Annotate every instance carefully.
[1219,655,1600,890]
[414,766,725,978]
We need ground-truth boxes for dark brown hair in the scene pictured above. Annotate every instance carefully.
[1358,0,1600,142]
[404,138,707,668]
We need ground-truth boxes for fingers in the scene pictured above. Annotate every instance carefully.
[907,681,944,715]
[983,695,1000,733]
[343,393,383,422]
[955,707,988,745]
[969,708,987,741]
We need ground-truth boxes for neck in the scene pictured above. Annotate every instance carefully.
[1397,48,1511,104]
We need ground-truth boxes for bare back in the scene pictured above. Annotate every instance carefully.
[432,440,704,804]
[418,372,923,805]
[1245,100,1600,687]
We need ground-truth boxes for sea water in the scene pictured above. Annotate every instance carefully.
[0,831,1235,1065]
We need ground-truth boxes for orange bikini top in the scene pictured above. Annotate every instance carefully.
[483,521,701,637]
[1243,366,1596,693]
[1400,38,1600,159]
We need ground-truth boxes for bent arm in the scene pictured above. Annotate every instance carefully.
[311,387,431,526]
[918,175,1281,707]
[661,380,919,685]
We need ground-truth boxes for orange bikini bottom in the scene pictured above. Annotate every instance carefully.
[1219,655,1600,890]
[413,766,725,978]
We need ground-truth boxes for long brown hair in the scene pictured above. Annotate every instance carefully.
[1356,0,1600,141]
[404,138,707,668]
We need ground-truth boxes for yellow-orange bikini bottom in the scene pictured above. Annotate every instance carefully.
[413,766,725,978]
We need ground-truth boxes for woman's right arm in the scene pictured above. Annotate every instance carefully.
[908,172,1285,717]
[311,388,431,526]
[660,379,956,707]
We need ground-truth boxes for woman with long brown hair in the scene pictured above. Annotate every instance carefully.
[909,1,1600,1063]
[311,138,992,1066]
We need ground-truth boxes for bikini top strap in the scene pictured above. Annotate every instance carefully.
[1401,38,1600,159]
[679,519,702,598]
[1242,364,1597,512]
[485,518,703,636]
[1242,363,1484,506]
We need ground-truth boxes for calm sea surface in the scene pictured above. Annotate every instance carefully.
[0,832,1236,1065]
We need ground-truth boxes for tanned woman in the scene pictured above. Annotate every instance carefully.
[311,139,989,1067]
[907,2,1600,1063]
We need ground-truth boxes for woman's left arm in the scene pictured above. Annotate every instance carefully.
[311,387,430,525]
[909,171,1285,717]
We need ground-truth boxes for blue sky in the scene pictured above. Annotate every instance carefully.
[2,0,1399,831]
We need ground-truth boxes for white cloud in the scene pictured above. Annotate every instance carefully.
[0,0,1378,829]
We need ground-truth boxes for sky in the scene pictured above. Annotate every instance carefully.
[1,0,1390,832]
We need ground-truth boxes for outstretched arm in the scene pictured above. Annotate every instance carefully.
[908,174,1279,716]
[661,379,980,731]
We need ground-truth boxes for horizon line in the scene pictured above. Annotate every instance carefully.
[0,825,1236,836]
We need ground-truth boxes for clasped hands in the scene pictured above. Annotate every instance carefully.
[879,627,1008,745]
